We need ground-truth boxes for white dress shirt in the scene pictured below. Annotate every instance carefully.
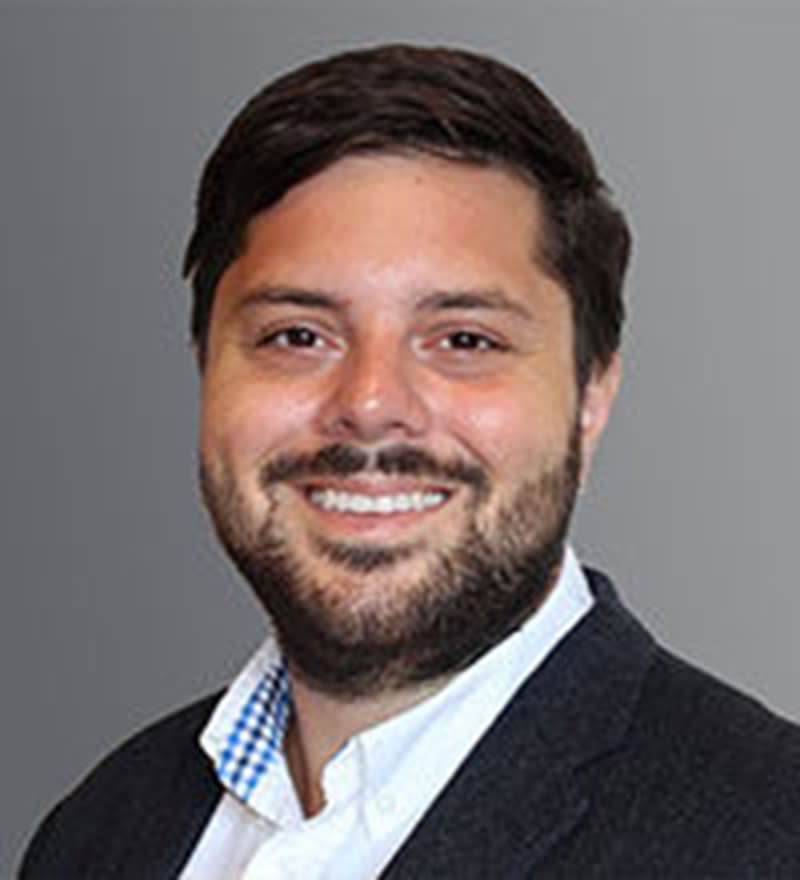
[181,546,593,880]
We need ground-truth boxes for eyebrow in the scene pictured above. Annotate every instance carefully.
[234,286,340,312]
[416,289,534,321]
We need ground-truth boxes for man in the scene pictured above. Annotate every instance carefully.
[21,44,800,878]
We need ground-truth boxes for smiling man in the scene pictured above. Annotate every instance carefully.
[22,44,800,879]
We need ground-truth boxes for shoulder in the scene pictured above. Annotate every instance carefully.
[589,643,800,872]
[45,691,221,804]
[20,692,223,879]
[553,571,800,873]
[637,648,800,817]
[584,568,800,801]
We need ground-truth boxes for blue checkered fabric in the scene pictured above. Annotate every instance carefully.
[214,662,291,803]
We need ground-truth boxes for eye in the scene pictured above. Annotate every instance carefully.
[259,325,324,349]
[438,330,504,352]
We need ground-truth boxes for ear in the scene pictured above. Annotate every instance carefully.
[578,352,622,484]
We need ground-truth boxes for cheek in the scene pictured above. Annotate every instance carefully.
[445,381,575,475]
[200,378,319,467]
[447,393,533,473]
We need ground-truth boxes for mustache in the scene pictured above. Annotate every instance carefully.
[260,442,488,493]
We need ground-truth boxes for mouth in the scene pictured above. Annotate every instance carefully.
[307,486,449,515]
[296,479,454,528]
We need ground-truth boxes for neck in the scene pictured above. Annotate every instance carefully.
[284,670,446,816]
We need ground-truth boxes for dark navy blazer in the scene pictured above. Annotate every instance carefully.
[20,572,800,878]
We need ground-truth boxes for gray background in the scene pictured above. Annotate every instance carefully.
[3,1,799,874]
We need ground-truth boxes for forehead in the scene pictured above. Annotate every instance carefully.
[215,154,560,315]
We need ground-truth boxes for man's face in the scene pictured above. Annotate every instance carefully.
[199,155,619,696]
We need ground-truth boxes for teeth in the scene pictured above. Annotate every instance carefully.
[309,489,447,515]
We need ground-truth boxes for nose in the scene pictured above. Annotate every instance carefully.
[316,337,430,443]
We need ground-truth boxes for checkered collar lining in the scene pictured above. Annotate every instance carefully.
[213,660,291,803]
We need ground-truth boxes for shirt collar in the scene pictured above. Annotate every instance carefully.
[200,631,290,805]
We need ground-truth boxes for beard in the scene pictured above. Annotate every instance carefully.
[200,425,581,699]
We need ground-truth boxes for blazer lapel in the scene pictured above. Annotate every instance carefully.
[382,571,656,878]
[108,696,224,878]
[123,751,221,878]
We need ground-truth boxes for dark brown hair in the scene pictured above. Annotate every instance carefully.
[183,44,631,387]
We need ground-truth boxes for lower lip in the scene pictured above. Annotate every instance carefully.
[299,490,451,533]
